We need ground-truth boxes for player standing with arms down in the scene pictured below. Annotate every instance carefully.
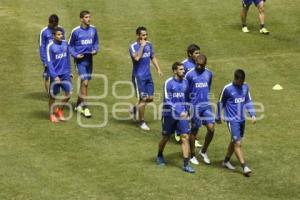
[216,69,256,177]
[69,10,99,118]
[185,54,215,165]
[129,26,163,131]
[39,14,65,94]
[156,62,194,173]
[47,28,72,122]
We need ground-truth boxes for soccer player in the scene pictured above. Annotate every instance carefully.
[156,62,194,173]
[129,26,163,131]
[69,10,99,118]
[175,44,202,147]
[241,0,270,34]
[39,14,65,94]
[47,28,72,122]
[185,54,215,165]
[216,69,256,177]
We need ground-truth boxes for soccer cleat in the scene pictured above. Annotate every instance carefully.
[175,134,181,142]
[156,156,166,166]
[129,106,137,121]
[182,164,195,173]
[243,166,252,177]
[195,140,202,148]
[49,114,59,123]
[82,108,92,118]
[199,149,211,164]
[259,27,270,35]
[140,122,150,131]
[242,26,250,33]
[222,161,236,170]
[74,105,84,113]
[190,156,200,165]
[55,108,65,121]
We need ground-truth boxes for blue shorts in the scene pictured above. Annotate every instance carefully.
[43,67,50,80]
[76,56,93,80]
[162,116,190,135]
[242,0,262,7]
[191,105,215,131]
[227,121,245,143]
[50,73,72,96]
[132,76,154,100]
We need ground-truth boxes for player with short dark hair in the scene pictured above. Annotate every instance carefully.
[69,10,99,118]
[39,14,65,94]
[129,26,163,131]
[185,54,215,165]
[241,0,270,34]
[47,28,72,122]
[156,62,194,173]
[216,69,256,177]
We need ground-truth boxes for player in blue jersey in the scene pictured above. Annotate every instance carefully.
[69,10,99,118]
[176,44,202,146]
[156,62,194,173]
[39,14,65,94]
[47,28,72,122]
[185,54,215,165]
[216,69,256,177]
[241,0,270,34]
[129,26,163,131]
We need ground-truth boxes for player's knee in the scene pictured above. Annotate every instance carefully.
[146,96,153,102]
[234,141,242,148]
[81,80,89,87]
[180,134,189,141]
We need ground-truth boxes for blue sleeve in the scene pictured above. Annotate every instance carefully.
[93,29,99,52]
[208,72,213,91]
[245,88,255,117]
[68,30,78,58]
[164,81,182,116]
[216,87,228,121]
[46,45,57,79]
[150,43,154,59]
[39,31,47,66]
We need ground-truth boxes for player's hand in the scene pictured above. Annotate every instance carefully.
[180,112,189,119]
[140,39,147,47]
[251,116,256,124]
[91,50,97,55]
[77,54,84,59]
[54,77,61,84]
[158,70,164,78]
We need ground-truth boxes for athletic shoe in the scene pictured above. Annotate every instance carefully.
[190,156,199,165]
[175,134,181,142]
[195,140,202,148]
[182,164,195,173]
[140,122,150,131]
[55,108,65,121]
[82,108,92,118]
[222,161,236,170]
[259,27,270,35]
[199,149,211,164]
[49,114,59,123]
[74,105,84,113]
[242,26,250,33]
[156,156,166,166]
[129,106,137,121]
[243,166,252,177]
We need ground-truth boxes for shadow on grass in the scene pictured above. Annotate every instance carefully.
[24,91,48,102]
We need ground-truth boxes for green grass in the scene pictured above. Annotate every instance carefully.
[0,0,299,199]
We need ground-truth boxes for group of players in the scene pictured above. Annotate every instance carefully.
[39,11,99,122]
[39,0,264,176]
[129,27,256,176]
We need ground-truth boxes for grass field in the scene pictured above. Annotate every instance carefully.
[0,0,300,199]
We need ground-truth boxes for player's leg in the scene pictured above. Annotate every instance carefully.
[189,110,201,165]
[49,79,59,122]
[241,0,251,32]
[56,74,72,121]
[222,141,236,170]
[257,0,270,34]
[43,67,50,94]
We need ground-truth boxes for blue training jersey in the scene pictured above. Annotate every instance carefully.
[216,83,255,122]
[39,25,65,66]
[129,41,154,78]
[182,58,196,74]
[46,40,71,78]
[163,77,189,117]
[185,67,213,106]
[68,25,99,59]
